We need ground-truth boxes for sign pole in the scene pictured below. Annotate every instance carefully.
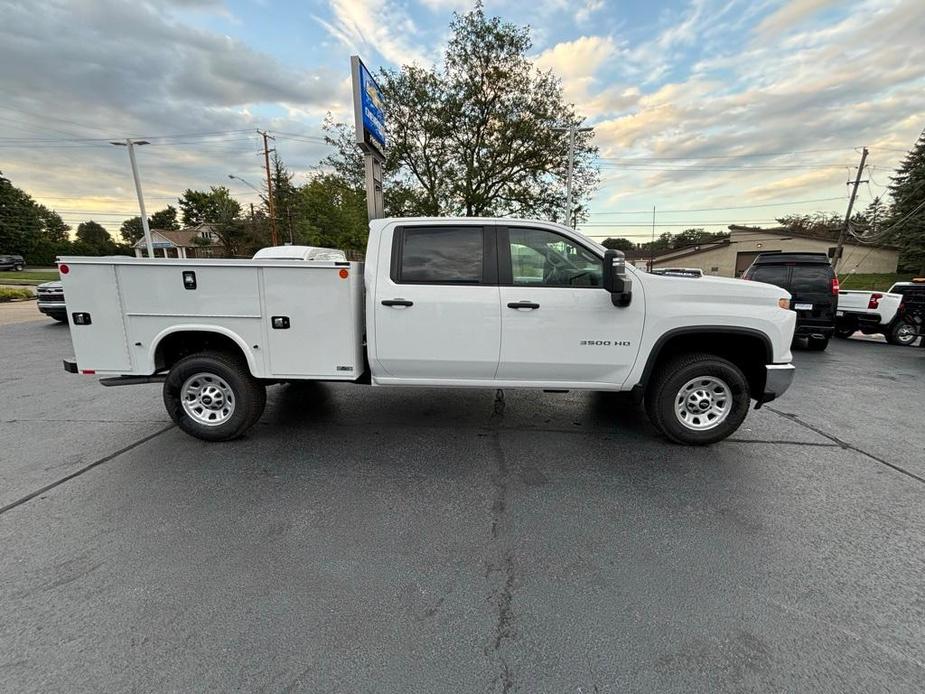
[365,152,385,220]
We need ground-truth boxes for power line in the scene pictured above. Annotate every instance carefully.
[595,146,857,161]
[587,196,846,215]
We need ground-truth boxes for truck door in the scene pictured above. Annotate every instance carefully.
[496,226,644,386]
[373,224,501,381]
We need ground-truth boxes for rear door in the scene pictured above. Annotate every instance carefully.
[372,224,501,381]
[789,264,837,324]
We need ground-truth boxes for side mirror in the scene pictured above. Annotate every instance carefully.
[602,249,633,307]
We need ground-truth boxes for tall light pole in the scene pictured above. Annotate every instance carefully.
[111,139,153,258]
[553,123,593,227]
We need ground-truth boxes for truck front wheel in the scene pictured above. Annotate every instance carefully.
[645,353,750,445]
[163,351,266,442]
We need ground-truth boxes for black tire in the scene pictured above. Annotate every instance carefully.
[806,336,829,351]
[644,352,750,445]
[886,320,917,347]
[13,263,23,271]
[834,324,855,339]
[163,351,266,441]
[52,315,69,324]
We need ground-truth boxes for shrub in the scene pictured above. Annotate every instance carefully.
[0,287,34,301]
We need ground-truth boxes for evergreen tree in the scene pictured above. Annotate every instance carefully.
[888,131,925,273]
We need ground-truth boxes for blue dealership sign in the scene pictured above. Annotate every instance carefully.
[351,55,386,155]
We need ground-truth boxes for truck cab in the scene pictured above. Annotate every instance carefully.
[59,217,797,446]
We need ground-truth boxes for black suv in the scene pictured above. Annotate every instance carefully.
[742,252,838,351]
[0,254,25,271]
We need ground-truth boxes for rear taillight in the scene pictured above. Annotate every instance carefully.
[867,292,882,309]
[831,277,839,295]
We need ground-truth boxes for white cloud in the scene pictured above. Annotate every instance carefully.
[575,0,604,24]
[755,0,841,37]
[316,0,429,67]
[534,35,617,80]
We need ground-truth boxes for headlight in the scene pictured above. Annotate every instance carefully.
[778,298,790,310]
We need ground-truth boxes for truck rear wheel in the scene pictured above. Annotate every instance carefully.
[887,320,917,346]
[163,351,266,442]
[644,353,750,445]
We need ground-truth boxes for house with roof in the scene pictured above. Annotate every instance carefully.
[132,223,224,258]
[629,225,899,277]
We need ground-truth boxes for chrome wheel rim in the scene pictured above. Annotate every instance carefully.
[674,376,732,431]
[180,372,235,426]
[896,324,916,344]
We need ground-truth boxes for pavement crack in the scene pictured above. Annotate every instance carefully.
[486,431,517,693]
[727,438,839,447]
[766,407,925,485]
[0,424,175,516]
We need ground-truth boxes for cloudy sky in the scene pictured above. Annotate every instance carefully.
[1,0,923,242]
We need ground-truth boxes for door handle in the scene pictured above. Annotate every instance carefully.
[381,299,414,307]
[507,301,540,310]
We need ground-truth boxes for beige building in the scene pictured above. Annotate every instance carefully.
[633,226,898,277]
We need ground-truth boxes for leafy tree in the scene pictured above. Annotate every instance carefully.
[1,171,72,263]
[776,212,843,238]
[150,205,180,231]
[178,187,241,226]
[888,132,925,273]
[640,232,674,254]
[35,205,70,242]
[671,228,729,248]
[120,216,144,244]
[321,3,598,223]
[75,221,115,253]
[291,173,369,252]
[602,237,636,252]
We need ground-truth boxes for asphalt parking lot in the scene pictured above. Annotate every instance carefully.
[1,313,923,692]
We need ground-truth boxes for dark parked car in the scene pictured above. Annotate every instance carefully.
[743,252,838,351]
[36,281,67,322]
[0,254,25,271]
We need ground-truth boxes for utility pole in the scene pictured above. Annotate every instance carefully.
[649,206,656,272]
[111,138,154,258]
[833,147,868,273]
[258,130,278,246]
[553,123,593,227]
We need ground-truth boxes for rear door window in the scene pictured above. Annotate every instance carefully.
[396,226,484,284]
[750,265,790,289]
[789,265,834,296]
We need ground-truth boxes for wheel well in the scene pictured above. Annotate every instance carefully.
[154,331,249,372]
[643,330,770,397]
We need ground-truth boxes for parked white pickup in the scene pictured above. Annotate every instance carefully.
[836,284,914,345]
[59,217,797,445]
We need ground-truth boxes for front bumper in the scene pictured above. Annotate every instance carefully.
[37,301,66,319]
[757,363,795,406]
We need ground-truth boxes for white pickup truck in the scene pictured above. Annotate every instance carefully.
[836,283,916,345]
[59,218,796,445]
